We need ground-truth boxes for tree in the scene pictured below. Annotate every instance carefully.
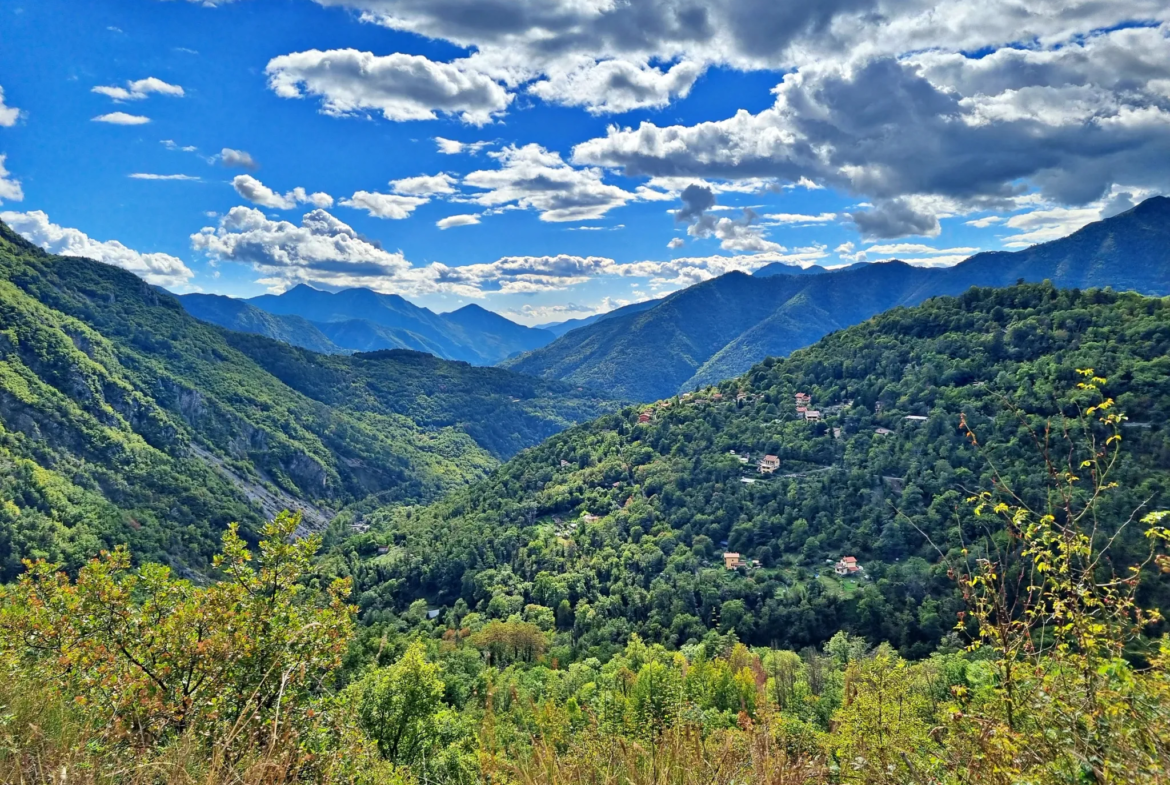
[351,641,446,766]
[0,511,354,753]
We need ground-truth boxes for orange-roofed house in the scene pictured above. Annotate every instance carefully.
[835,556,862,576]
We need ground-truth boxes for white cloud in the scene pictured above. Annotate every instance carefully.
[434,137,493,155]
[192,207,424,293]
[340,191,428,219]
[129,173,201,181]
[390,172,457,196]
[161,139,198,152]
[965,215,1003,228]
[93,112,151,125]
[864,243,979,256]
[232,175,332,210]
[266,49,512,126]
[462,144,637,222]
[1000,205,1104,247]
[0,86,21,127]
[220,148,258,169]
[92,77,185,101]
[667,237,685,249]
[437,214,481,229]
[761,212,838,225]
[3,210,193,286]
[571,24,1170,236]
[0,155,22,205]
[528,59,704,115]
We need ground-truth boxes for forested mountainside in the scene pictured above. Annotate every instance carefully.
[0,221,620,578]
[505,196,1170,401]
[331,284,1170,658]
[190,285,558,365]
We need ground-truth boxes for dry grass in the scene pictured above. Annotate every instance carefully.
[506,723,827,785]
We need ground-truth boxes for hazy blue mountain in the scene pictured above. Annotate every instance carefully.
[178,293,343,354]
[441,303,555,360]
[536,299,662,337]
[182,284,560,365]
[505,196,1170,401]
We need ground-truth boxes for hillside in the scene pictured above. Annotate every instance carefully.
[505,196,1170,400]
[0,220,621,578]
[341,284,1170,657]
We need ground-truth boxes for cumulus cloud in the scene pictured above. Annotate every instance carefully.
[340,191,428,219]
[667,237,685,249]
[435,137,493,155]
[848,199,941,239]
[0,155,23,205]
[192,207,421,293]
[672,184,782,252]
[232,175,333,210]
[571,23,1170,236]
[437,214,481,229]
[390,173,457,196]
[3,210,193,286]
[220,148,258,169]
[266,49,512,126]
[93,112,152,125]
[462,144,638,222]
[528,59,704,115]
[0,86,21,127]
[92,77,185,101]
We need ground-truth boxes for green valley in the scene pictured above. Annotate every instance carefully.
[0,220,622,577]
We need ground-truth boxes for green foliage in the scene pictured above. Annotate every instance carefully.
[337,284,1170,656]
[350,641,446,765]
[0,221,621,574]
[0,511,361,778]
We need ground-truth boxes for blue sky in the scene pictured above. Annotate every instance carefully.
[0,0,1166,324]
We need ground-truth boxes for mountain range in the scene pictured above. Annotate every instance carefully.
[180,286,556,365]
[503,196,1170,401]
[0,219,621,578]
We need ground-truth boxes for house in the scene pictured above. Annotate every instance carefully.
[582,513,600,523]
[712,392,723,401]
[875,427,894,436]
[832,428,843,439]
[797,406,807,414]
[805,410,822,421]
[736,392,748,403]
[835,556,862,576]
[905,415,928,422]
[426,609,442,620]
[759,455,781,473]
[723,552,744,569]
[377,545,390,555]
[560,459,571,467]
[795,392,811,405]
[638,411,653,423]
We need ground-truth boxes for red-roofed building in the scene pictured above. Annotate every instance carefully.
[835,556,862,576]
[759,455,781,474]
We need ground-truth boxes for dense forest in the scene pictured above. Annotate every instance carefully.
[0,221,621,578]
[328,284,1170,658]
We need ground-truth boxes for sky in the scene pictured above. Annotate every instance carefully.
[0,0,1167,325]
